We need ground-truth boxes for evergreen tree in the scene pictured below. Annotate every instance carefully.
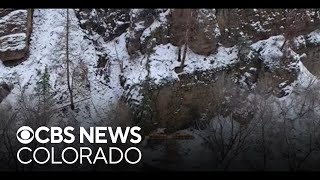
[34,66,55,125]
[35,66,51,102]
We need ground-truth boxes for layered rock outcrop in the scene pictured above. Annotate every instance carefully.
[0,9,33,62]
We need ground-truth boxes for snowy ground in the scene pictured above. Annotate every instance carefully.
[0,9,123,127]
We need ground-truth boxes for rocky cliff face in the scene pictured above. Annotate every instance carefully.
[1,9,320,134]
[74,9,130,43]
[74,9,320,54]
[71,8,317,133]
[0,9,33,63]
[74,9,320,90]
[1,9,320,171]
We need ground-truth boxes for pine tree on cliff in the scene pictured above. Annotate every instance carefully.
[34,65,56,125]
[35,66,52,113]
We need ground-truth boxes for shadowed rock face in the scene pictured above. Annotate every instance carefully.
[76,9,320,56]
[169,9,220,56]
[1,8,319,63]
[0,82,12,103]
[216,9,320,46]
[295,33,320,78]
[0,9,33,62]
[74,9,130,43]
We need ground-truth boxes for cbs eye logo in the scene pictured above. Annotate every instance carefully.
[16,126,34,144]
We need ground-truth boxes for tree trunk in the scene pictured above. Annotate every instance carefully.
[180,9,191,69]
[66,9,74,110]
[280,39,287,51]
[177,46,181,62]
[181,42,188,68]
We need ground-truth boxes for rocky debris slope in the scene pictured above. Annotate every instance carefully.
[0,9,33,63]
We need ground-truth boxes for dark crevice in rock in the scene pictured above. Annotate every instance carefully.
[0,82,12,103]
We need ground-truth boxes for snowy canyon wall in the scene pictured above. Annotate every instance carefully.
[2,9,320,171]
[74,9,320,133]
[1,9,320,133]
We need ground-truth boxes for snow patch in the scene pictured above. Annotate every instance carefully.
[251,35,284,68]
[140,20,161,43]
[306,29,320,45]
